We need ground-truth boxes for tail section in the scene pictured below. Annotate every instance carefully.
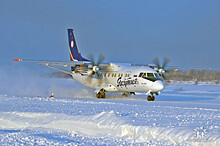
[68,29,88,61]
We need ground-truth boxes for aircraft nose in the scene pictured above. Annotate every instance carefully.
[154,80,164,91]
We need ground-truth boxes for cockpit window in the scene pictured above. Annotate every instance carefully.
[154,73,160,78]
[139,72,162,82]
[138,73,143,77]
[147,73,154,78]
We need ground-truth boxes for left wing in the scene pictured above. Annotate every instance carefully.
[12,59,91,75]
[12,59,111,75]
[12,59,89,67]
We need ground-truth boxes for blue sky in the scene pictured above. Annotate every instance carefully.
[1,0,220,70]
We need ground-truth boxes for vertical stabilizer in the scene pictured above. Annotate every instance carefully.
[67,29,88,61]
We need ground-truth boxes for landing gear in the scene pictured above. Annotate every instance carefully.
[96,89,106,98]
[147,95,155,101]
[147,92,155,101]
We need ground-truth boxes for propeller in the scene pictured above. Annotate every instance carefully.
[85,53,109,84]
[87,53,106,76]
[151,56,170,79]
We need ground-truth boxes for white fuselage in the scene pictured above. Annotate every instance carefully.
[72,63,164,94]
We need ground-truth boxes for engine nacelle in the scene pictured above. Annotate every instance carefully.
[93,66,99,72]
[88,70,95,76]
[159,69,165,74]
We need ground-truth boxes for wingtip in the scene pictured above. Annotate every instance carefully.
[12,59,21,61]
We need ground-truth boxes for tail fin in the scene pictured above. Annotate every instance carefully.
[67,29,88,61]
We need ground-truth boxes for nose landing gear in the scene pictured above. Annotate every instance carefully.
[147,92,155,101]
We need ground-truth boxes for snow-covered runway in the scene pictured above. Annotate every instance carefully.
[0,83,220,145]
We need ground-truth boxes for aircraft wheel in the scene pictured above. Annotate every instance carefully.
[147,96,151,101]
[101,92,106,98]
[147,96,155,101]
[151,96,155,101]
[96,89,106,99]
[96,92,101,98]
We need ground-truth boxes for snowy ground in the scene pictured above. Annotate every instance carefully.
[0,82,220,145]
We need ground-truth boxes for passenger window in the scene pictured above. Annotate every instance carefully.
[142,73,146,78]
[108,73,111,77]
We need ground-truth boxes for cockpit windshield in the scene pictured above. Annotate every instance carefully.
[147,73,154,78]
[154,73,160,78]
[138,72,162,82]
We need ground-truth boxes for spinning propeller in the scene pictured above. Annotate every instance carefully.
[87,53,106,76]
[85,53,111,85]
[151,56,170,79]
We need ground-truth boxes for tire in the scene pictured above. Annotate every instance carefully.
[101,93,106,98]
[96,93,101,98]
[147,96,155,101]
[96,89,106,99]
[147,96,151,101]
[151,96,155,101]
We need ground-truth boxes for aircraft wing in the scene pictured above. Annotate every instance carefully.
[12,59,92,75]
[12,59,89,67]
[12,59,111,75]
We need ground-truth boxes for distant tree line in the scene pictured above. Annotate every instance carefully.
[165,69,220,85]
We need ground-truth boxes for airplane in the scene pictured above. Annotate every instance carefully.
[13,29,168,101]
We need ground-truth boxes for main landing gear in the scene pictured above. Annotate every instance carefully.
[96,89,106,98]
[147,92,155,101]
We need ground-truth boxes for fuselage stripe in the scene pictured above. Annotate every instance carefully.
[69,50,74,61]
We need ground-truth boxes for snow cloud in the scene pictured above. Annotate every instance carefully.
[0,64,92,98]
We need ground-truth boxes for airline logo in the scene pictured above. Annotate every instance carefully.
[117,77,138,87]
[71,40,74,48]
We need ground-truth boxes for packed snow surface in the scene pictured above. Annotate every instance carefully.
[0,83,220,145]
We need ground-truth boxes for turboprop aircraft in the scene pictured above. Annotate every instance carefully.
[13,29,170,101]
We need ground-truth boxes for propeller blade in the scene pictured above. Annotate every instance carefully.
[162,56,170,69]
[87,53,95,66]
[162,74,166,80]
[151,56,171,81]
[97,53,106,66]
[151,56,160,68]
